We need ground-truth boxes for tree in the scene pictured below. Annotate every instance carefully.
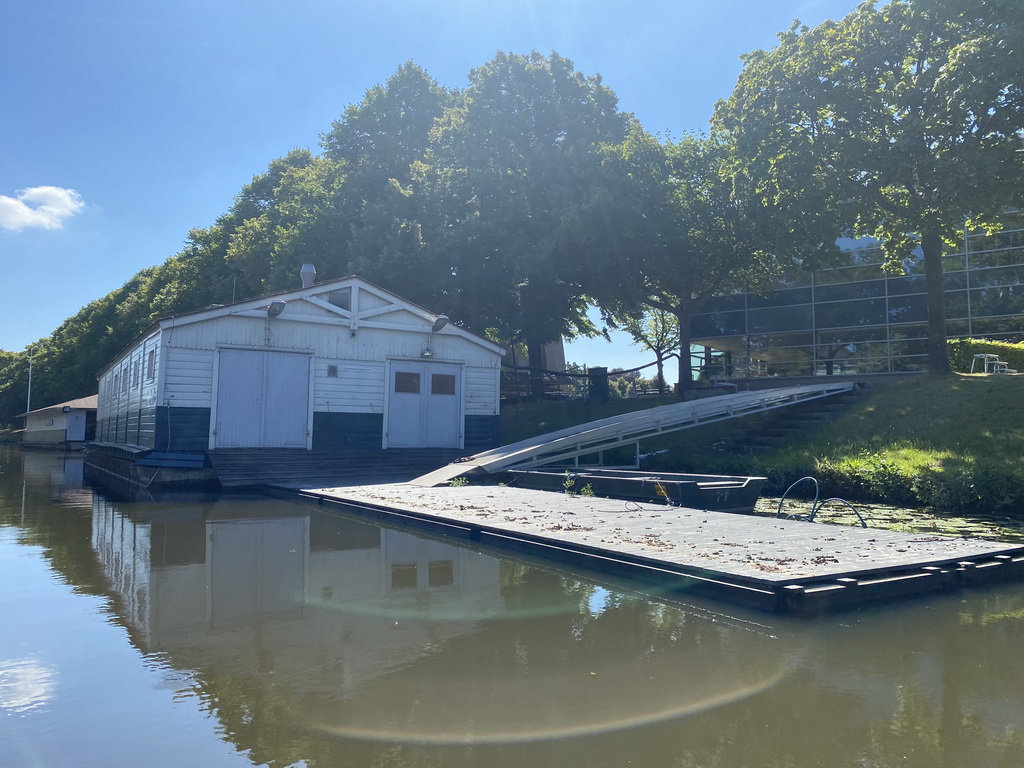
[592,129,793,394]
[714,0,1024,376]
[422,51,631,397]
[619,309,680,394]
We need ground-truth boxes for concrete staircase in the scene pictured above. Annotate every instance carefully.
[700,386,862,457]
[207,448,467,489]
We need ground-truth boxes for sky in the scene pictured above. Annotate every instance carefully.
[1,0,863,371]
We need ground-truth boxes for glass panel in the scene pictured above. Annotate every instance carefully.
[943,271,967,290]
[327,288,351,310]
[891,338,928,356]
[748,287,812,308]
[887,294,928,324]
[817,327,887,345]
[970,264,1024,289]
[969,287,1024,317]
[699,294,746,313]
[691,310,746,337]
[889,323,928,341]
[944,291,968,319]
[748,305,813,334]
[431,374,456,395]
[815,279,885,302]
[815,263,885,285]
[886,274,927,296]
[969,247,1024,269]
[814,298,887,329]
[394,371,420,394]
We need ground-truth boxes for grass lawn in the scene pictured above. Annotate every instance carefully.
[499,374,1024,516]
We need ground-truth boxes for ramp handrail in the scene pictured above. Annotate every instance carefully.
[469,382,854,475]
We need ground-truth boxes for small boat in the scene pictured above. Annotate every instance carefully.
[506,468,767,515]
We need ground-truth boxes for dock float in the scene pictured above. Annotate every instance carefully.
[266,483,1024,616]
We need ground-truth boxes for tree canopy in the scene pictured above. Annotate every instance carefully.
[713,0,1024,375]
[3,5,1023,425]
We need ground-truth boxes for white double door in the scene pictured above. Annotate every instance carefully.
[214,349,311,448]
[387,361,462,448]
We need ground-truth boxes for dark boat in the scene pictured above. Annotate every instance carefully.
[506,468,767,514]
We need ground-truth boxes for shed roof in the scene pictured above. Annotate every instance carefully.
[18,394,98,418]
[97,274,505,377]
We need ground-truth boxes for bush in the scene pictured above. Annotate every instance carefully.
[948,337,1024,373]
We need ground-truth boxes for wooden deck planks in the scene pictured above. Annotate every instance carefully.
[274,482,1024,614]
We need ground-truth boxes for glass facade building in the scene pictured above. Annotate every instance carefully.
[690,223,1024,379]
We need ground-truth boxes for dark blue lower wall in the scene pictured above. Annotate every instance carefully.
[154,407,211,452]
[465,415,500,450]
[100,407,498,452]
[312,412,384,450]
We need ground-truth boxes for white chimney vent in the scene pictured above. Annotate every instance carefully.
[300,263,317,288]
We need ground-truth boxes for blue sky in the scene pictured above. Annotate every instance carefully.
[1,0,861,370]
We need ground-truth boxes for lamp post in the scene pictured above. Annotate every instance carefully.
[26,345,33,414]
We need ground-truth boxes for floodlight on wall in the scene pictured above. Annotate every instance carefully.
[422,315,450,357]
[267,300,287,319]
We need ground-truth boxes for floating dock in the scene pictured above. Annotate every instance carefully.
[267,482,1024,616]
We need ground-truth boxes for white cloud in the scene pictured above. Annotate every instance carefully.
[0,186,85,231]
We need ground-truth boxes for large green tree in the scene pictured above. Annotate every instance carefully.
[593,129,801,394]
[714,0,1024,376]
[421,51,631,397]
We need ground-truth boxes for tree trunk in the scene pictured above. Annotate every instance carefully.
[922,228,952,375]
[527,333,546,400]
[675,308,694,397]
[656,357,665,395]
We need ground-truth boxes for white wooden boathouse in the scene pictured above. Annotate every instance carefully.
[94,270,504,457]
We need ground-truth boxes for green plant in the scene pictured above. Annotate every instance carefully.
[579,483,595,497]
[449,476,469,488]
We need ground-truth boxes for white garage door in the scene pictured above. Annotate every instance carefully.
[215,349,310,448]
[387,361,462,449]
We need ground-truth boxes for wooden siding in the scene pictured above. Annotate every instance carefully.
[163,347,215,409]
[314,360,386,414]
[97,331,161,442]
[464,367,500,416]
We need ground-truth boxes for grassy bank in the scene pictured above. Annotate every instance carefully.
[500,374,1024,517]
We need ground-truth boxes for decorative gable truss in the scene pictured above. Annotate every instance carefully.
[178,277,504,355]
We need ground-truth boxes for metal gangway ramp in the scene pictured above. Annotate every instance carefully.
[412,381,855,487]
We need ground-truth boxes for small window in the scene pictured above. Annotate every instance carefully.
[146,349,156,380]
[132,359,140,387]
[391,563,418,590]
[428,560,455,587]
[326,365,338,378]
[431,374,456,395]
[327,288,351,311]
[395,371,420,394]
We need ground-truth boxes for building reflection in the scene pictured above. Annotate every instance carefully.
[90,497,504,704]
[81,491,1024,768]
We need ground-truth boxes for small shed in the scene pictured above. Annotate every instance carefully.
[20,395,98,450]
[94,273,505,455]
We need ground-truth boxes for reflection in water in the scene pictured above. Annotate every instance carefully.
[2,444,1024,767]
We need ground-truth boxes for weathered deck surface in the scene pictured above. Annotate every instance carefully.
[271,482,1024,615]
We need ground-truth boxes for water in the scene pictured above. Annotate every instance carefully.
[2,445,1024,768]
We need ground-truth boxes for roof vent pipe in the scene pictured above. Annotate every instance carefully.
[300,263,317,288]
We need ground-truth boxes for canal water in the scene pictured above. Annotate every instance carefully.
[2,446,1024,768]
